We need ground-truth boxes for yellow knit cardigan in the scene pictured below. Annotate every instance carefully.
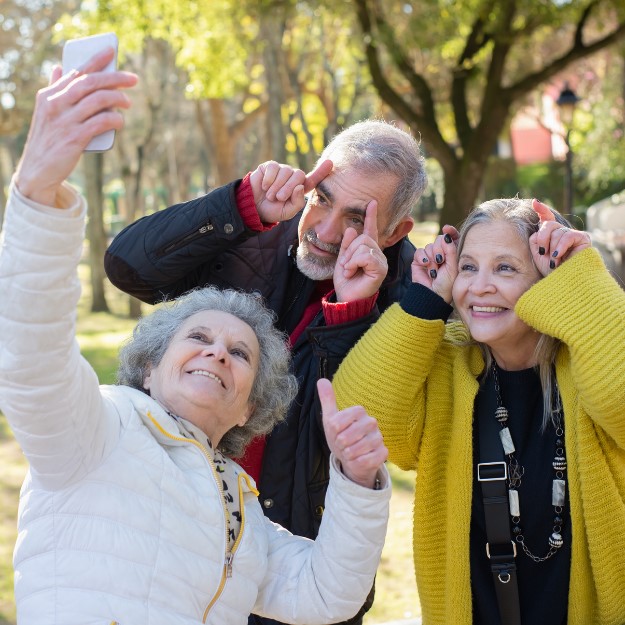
[333,247,625,625]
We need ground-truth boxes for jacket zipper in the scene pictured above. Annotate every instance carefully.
[146,413,236,622]
[156,222,214,257]
[277,270,309,332]
[203,473,256,620]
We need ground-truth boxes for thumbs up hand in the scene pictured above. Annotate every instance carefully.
[317,378,388,489]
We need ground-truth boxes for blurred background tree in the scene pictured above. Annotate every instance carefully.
[354,0,625,225]
[573,41,625,203]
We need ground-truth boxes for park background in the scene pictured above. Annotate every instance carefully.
[1,1,625,623]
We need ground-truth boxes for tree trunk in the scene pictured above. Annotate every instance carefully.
[128,296,142,319]
[260,10,287,164]
[439,155,491,228]
[83,153,110,313]
[166,130,181,205]
[208,99,238,185]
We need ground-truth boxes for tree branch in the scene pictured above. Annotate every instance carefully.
[458,1,496,66]
[452,9,494,149]
[353,0,456,169]
[507,7,625,101]
[575,0,599,48]
[478,0,516,118]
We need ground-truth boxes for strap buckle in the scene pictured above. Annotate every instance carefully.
[486,540,517,560]
[477,461,507,482]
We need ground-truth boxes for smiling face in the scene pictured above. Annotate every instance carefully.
[296,166,405,280]
[452,221,542,370]
[142,310,260,446]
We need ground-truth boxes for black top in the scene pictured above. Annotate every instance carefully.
[471,366,571,625]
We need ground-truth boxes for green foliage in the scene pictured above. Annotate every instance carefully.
[572,45,625,201]
[52,0,380,174]
[0,418,24,625]
[55,0,259,98]
[516,161,567,209]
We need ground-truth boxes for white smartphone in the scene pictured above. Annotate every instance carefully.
[62,32,119,152]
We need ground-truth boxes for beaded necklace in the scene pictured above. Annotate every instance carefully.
[492,362,566,562]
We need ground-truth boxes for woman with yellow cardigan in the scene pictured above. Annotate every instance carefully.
[332,198,625,625]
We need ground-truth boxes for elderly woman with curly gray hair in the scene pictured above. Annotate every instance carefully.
[0,49,390,625]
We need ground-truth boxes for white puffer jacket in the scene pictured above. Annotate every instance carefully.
[0,182,391,625]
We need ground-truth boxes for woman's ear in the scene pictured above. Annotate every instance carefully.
[239,404,255,427]
[142,366,152,391]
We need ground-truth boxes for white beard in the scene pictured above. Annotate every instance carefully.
[296,239,337,281]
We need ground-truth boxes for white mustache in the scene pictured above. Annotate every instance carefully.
[304,230,340,255]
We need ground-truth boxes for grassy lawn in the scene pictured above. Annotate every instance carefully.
[0,258,423,625]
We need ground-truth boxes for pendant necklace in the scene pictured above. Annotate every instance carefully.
[492,362,567,562]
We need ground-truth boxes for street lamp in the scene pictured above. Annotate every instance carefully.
[556,82,580,214]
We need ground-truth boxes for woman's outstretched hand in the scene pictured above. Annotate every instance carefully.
[14,47,138,207]
[529,200,592,276]
[317,378,388,490]
[410,224,460,304]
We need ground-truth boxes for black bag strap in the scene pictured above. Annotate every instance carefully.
[477,411,522,625]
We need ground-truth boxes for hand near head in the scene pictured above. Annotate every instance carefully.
[317,378,388,489]
[333,200,389,302]
[411,225,459,303]
[250,159,333,224]
[529,200,592,276]
[14,48,138,206]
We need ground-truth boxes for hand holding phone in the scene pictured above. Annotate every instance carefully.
[15,37,136,205]
[62,33,119,152]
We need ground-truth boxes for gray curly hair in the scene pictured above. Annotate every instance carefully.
[117,287,298,457]
[457,197,572,429]
[318,119,427,233]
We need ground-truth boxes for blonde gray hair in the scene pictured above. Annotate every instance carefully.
[457,198,572,428]
[117,287,298,456]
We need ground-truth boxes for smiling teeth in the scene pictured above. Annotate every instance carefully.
[190,370,223,385]
[473,306,505,313]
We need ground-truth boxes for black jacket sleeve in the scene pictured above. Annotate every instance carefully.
[104,181,250,303]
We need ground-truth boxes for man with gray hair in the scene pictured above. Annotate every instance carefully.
[105,119,427,625]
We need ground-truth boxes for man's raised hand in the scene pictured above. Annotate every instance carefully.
[333,200,388,302]
[251,159,333,224]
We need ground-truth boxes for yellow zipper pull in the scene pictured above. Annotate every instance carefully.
[225,552,234,578]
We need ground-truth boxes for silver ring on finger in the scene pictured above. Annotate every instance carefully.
[369,248,375,256]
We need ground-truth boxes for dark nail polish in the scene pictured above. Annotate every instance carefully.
[444,234,452,244]
[538,246,545,256]
[430,269,437,279]
[422,257,429,264]
[549,260,555,269]
[435,254,443,264]
[552,250,559,258]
